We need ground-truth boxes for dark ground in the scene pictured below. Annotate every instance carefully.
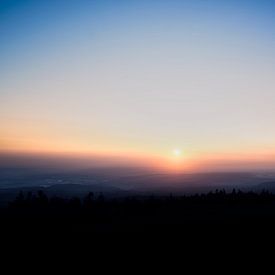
[2,190,275,268]
[2,190,275,240]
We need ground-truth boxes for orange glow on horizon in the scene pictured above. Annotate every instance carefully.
[1,139,275,173]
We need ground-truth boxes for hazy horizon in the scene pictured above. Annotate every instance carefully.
[1,151,275,175]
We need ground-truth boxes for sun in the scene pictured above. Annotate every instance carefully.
[172,149,182,157]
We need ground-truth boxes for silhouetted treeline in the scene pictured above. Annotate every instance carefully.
[2,189,275,236]
[10,189,275,210]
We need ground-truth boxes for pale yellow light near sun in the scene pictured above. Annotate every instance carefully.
[173,149,182,157]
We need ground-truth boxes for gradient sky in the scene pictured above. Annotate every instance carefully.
[1,0,275,171]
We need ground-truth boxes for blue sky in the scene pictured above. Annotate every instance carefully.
[1,0,274,69]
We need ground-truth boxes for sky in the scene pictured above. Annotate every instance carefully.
[0,0,275,171]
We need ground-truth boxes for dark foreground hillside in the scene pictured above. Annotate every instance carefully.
[2,189,275,242]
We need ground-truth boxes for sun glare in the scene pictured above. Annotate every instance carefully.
[172,149,182,157]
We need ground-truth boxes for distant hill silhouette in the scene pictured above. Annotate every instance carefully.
[256,181,275,192]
